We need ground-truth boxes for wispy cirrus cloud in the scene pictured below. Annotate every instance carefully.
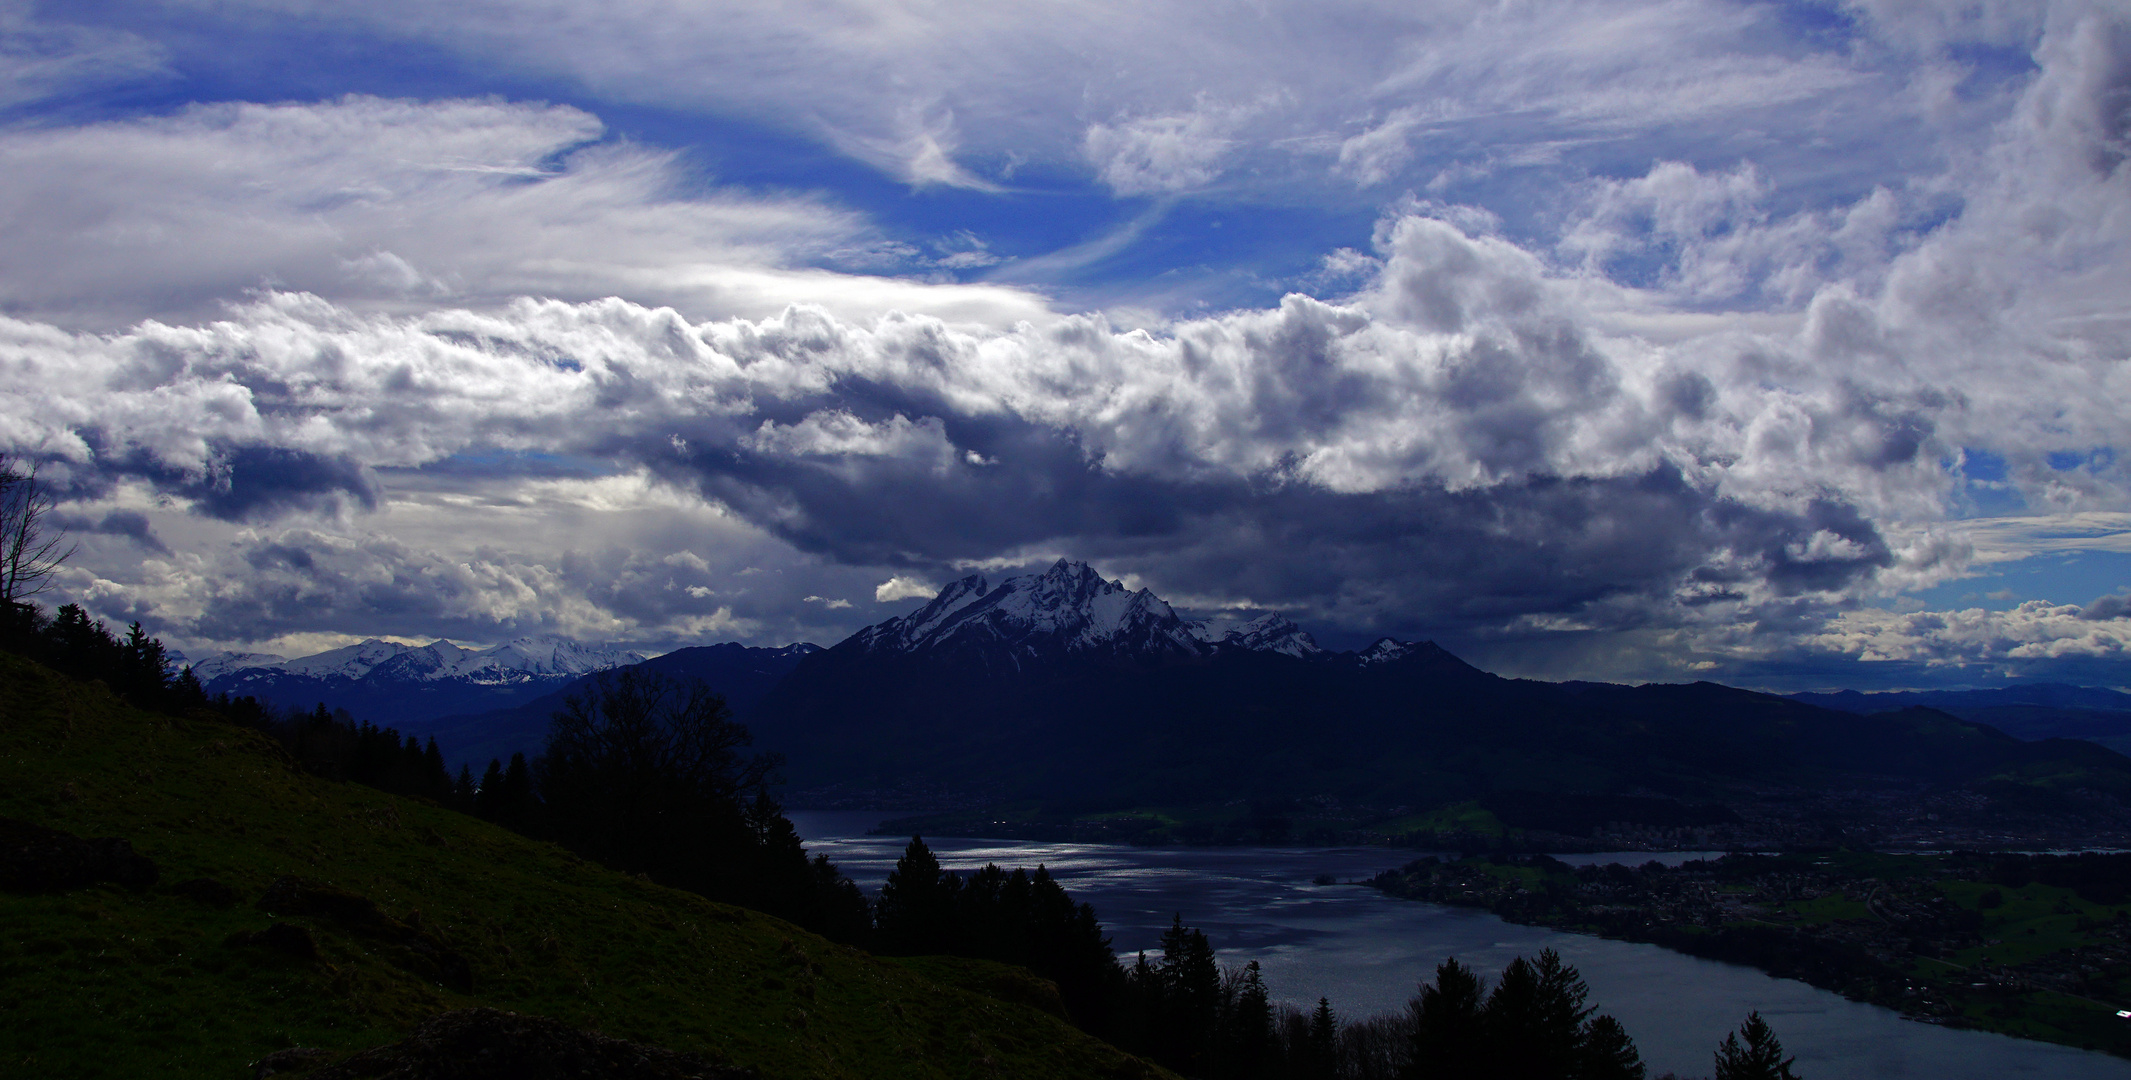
[0,96,1049,331]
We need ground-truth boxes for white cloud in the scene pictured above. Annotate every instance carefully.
[1810,601,2131,665]
[875,575,939,603]
[166,0,1930,204]
[1084,98,1267,196]
[0,96,1053,331]
[1336,108,1429,187]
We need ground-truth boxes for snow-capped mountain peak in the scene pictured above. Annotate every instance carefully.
[852,560,1206,662]
[849,560,1331,666]
[188,650,289,682]
[1187,613,1324,658]
[195,635,647,687]
[273,638,414,680]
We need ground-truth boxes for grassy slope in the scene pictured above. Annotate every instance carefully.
[0,653,1168,1080]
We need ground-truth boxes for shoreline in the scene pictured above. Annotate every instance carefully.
[1367,850,2131,1061]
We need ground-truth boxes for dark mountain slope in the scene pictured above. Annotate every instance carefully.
[750,623,2131,811]
[1790,684,2131,755]
[416,642,819,771]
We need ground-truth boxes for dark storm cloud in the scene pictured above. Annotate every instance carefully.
[182,447,379,522]
[51,508,168,554]
[191,530,505,643]
[2083,592,2131,621]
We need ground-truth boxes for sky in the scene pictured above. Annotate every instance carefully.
[5,0,2131,691]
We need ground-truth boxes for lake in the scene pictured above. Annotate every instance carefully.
[788,812,2131,1080]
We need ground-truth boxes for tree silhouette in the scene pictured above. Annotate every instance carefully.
[536,669,772,895]
[0,457,74,608]
[1714,1011,1799,1080]
[1581,1014,1646,1080]
[874,836,959,954]
[1405,957,1487,1079]
[1305,997,1339,1080]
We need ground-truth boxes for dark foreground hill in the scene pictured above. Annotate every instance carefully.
[0,651,1167,1079]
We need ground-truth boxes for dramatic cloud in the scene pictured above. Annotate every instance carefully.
[5,1,2130,689]
[0,178,2083,659]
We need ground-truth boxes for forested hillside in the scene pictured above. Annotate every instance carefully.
[0,649,1170,1079]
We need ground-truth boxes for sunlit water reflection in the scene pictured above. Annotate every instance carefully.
[787,812,2131,1080]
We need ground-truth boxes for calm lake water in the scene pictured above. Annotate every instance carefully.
[787,812,2131,1080]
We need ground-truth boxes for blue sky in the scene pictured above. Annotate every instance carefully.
[7,0,2131,691]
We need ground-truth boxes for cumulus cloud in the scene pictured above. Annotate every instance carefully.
[0,201,1965,652]
[1810,599,2131,666]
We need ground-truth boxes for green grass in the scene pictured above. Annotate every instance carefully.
[0,653,1170,1079]
[1372,801,1508,838]
[1784,894,1871,922]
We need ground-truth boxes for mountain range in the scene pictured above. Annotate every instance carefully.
[194,560,2131,838]
[193,635,648,727]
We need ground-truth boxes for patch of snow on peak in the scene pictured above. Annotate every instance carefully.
[190,651,287,681]
[277,639,414,680]
[851,560,1212,660]
[1185,613,1323,658]
[201,636,647,687]
[1359,638,1419,665]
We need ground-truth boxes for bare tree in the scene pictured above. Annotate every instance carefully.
[0,455,75,607]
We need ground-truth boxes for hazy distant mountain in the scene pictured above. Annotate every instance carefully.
[196,635,648,726]
[1790,684,2131,755]
[419,641,822,771]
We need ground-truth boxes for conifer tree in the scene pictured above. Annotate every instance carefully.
[1156,914,1221,1074]
[1581,1014,1646,1080]
[875,836,959,954]
[498,752,534,830]
[1226,959,1275,1079]
[476,758,506,820]
[1713,1012,1799,1080]
[422,737,449,799]
[1305,997,1339,1080]
[171,665,206,709]
[1404,957,1487,1080]
[119,621,170,704]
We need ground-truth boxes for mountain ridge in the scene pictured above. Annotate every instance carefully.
[191,634,652,728]
[171,562,2131,844]
[847,559,1323,669]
